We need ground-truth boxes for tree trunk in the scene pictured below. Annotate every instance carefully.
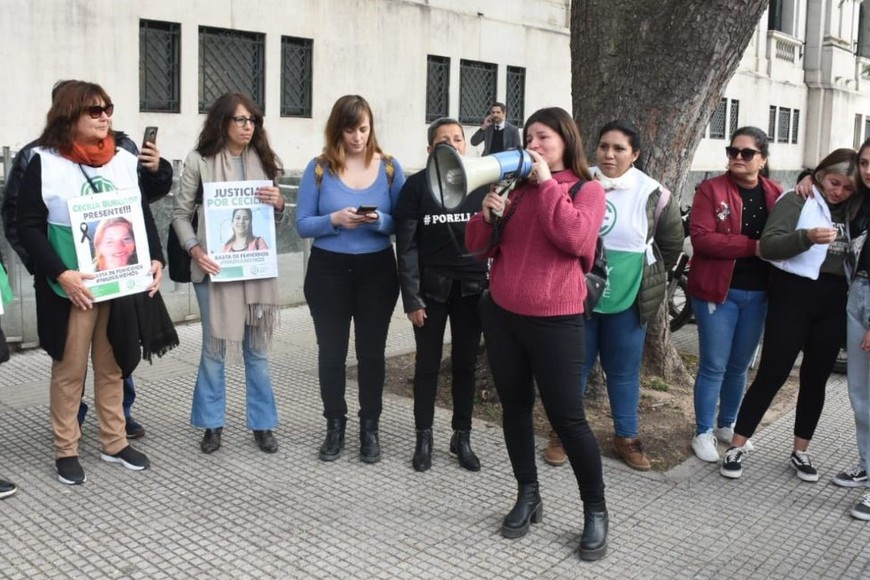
[570,0,769,385]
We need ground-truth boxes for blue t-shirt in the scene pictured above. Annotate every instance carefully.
[295,156,405,254]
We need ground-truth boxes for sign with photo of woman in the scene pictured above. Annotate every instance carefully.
[67,188,153,301]
[202,179,278,282]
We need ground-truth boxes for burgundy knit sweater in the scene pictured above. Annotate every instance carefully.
[465,170,606,317]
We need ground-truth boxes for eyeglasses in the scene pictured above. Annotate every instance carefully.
[231,116,260,128]
[725,146,762,161]
[87,104,114,119]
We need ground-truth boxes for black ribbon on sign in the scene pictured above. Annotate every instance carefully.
[79,222,91,243]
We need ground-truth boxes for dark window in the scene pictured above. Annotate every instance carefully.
[199,26,265,113]
[729,99,740,138]
[768,0,783,32]
[709,98,727,139]
[280,36,313,117]
[459,59,497,125]
[791,109,800,144]
[778,107,791,144]
[865,117,870,142]
[425,55,450,122]
[139,20,180,113]
[506,66,526,127]
[769,106,777,140]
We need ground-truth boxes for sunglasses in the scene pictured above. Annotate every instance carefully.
[231,116,260,128]
[725,146,761,161]
[86,104,114,119]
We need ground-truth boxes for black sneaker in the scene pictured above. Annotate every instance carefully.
[850,491,870,521]
[0,478,17,499]
[833,464,868,488]
[125,417,146,440]
[56,456,87,485]
[790,450,819,482]
[101,445,150,471]
[720,446,748,479]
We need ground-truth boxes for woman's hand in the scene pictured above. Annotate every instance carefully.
[138,142,161,174]
[57,270,95,310]
[256,185,285,212]
[190,245,221,275]
[407,309,426,328]
[527,149,552,184]
[330,208,370,229]
[794,175,815,199]
[148,260,163,297]
[807,227,837,244]
[862,328,870,352]
[481,187,510,224]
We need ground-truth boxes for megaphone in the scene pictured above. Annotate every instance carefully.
[426,143,533,210]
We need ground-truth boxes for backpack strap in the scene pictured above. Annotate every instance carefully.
[314,154,394,191]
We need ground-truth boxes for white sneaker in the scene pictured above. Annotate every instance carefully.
[692,432,720,462]
[713,425,754,451]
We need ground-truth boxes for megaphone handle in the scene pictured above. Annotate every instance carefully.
[491,182,514,218]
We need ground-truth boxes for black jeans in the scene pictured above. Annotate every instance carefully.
[412,281,482,431]
[734,270,848,440]
[304,247,399,422]
[480,293,605,508]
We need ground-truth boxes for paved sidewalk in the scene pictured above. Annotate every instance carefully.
[0,305,869,579]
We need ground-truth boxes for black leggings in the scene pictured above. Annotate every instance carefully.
[304,247,399,422]
[412,281,482,431]
[734,270,847,441]
[480,293,605,508]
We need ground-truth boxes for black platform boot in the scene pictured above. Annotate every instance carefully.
[450,429,480,471]
[360,418,381,463]
[578,506,608,561]
[412,428,433,472]
[319,417,346,461]
[501,482,543,539]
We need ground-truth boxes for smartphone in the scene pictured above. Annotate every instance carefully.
[142,126,158,150]
[356,205,378,215]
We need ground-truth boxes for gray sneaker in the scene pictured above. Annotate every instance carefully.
[850,491,870,521]
[833,464,868,488]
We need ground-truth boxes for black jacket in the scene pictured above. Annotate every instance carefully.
[2,131,173,274]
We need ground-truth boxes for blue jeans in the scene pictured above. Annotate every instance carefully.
[847,277,870,488]
[691,289,767,435]
[580,307,646,438]
[190,282,278,430]
[78,376,136,424]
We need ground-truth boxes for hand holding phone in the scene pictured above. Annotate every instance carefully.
[356,205,378,215]
[142,126,159,149]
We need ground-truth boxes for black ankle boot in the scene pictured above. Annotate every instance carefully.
[450,429,480,471]
[501,482,543,538]
[200,427,223,454]
[319,417,346,461]
[359,418,381,463]
[412,428,433,472]
[578,507,608,561]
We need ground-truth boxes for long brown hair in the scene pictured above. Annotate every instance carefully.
[38,80,112,152]
[321,95,383,174]
[814,147,862,219]
[523,107,591,180]
[196,92,282,180]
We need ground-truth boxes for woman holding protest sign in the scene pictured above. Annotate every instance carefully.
[296,94,405,464]
[172,92,285,455]
[17,80,165,485]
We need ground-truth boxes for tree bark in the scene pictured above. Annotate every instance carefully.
[571,0,769,385]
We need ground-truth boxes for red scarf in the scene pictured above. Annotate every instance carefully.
[61,134,116,167]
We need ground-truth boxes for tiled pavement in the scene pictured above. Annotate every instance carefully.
[0,306,869,579]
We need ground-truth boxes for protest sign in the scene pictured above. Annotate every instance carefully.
[67,188,153,302]
[202,180,278,282]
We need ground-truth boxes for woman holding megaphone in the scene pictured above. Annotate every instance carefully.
[465,107,609,561]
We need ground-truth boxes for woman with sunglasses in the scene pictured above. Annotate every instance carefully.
[172,92,286,455]
[720,148,861,481]
[466,107,608,561]
[687,127,784,463]
[296,95,404,464]
[17,81,164,485]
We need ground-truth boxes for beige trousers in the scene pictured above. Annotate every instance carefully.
[50,302,126,458]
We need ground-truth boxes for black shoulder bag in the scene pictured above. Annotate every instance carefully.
[568,180,607,318]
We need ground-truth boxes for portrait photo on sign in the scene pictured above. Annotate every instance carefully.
[83,216,139,272]
[213,206,271,253]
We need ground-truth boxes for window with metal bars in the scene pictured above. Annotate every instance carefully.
[769,106,777,140]
[459,59,497,125]
[426,55,450,122]
[139,20,180,113]
[199,26,265,113]
[865,117,870,142]
[709,98,727,139]
[729,100,740,137]
[281,36,313,117]
[777,107,791,144]
[791,109,800,144]
[506,66,526,127]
